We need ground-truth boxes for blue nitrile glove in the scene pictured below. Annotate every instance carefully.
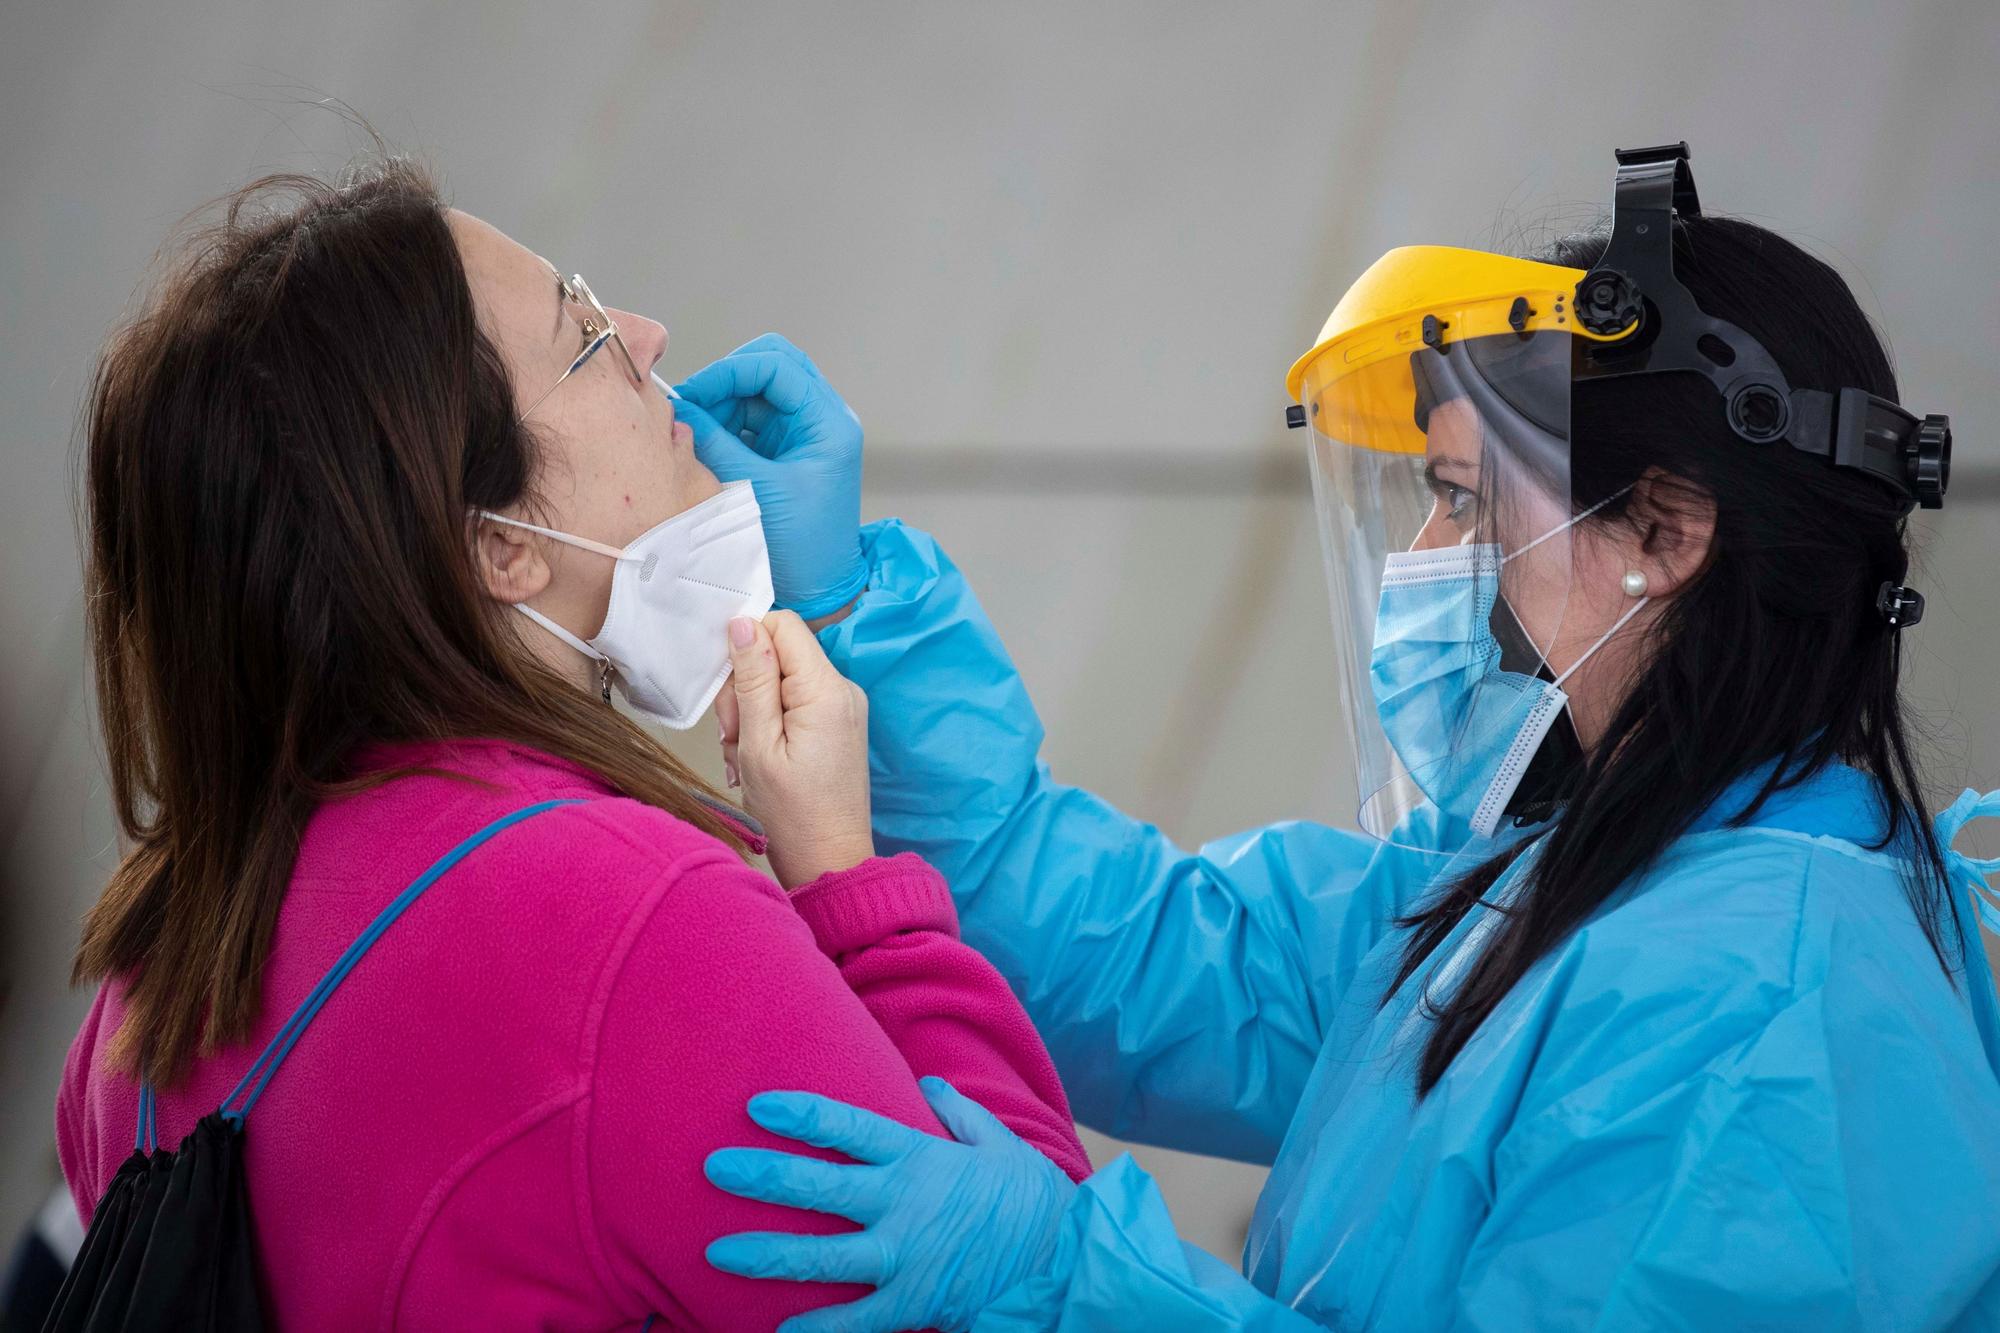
[704,1076,1077,1333]
[673,334,866,619]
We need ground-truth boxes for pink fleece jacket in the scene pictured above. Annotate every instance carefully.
[57,739,1089,1331]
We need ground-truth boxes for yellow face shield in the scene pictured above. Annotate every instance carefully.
[1287,247,1629,846]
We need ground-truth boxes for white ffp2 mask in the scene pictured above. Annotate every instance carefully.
[481,480,774,729]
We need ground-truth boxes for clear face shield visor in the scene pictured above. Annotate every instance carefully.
[1298,286,1583,850]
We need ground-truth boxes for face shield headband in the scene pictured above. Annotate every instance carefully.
[1573,141,1950,514]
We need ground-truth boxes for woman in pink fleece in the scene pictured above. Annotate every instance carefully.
[57,157,1087,1331]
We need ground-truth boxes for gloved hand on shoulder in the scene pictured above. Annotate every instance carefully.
[705,1076,1078,1333]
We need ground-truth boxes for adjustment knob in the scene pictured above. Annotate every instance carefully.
[1911,414,1951,510]
[1727,382,1791,443]
[1575,271,1642,336]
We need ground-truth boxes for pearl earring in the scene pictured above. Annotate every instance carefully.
[1621,570,1649,598]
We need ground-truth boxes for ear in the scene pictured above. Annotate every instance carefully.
[1625,466,1717,598]
[473,517,552,605]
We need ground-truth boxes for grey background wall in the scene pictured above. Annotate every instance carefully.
[4,0,1997,1261]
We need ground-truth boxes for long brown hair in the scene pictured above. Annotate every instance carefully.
[78,157,748,1087]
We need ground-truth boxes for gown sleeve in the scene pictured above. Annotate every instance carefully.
[819,519,1448,1162]
[975,1155,1330,1332]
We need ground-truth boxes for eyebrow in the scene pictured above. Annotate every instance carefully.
[1427,455,1478,474]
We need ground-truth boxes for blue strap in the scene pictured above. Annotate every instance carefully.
[216,798,580,1125]
[1935,788,2000,1080]
[221,798,581,1125]
[132,799,579,1145]
[1937,788,2000,934]
[134,1082,156,1153]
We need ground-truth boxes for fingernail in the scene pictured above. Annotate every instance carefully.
[725,759,740,788]
[729,617,755,648]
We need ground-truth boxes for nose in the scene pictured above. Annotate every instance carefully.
[612,307,668,380]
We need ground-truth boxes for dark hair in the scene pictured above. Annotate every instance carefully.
[1389,214,1955,1096]
[79,158,748,1087]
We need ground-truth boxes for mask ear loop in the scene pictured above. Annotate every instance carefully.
[511,604,616,702]
[476,511,625,702]
[1552,593,1651,690]
[1499,486,1633,567]
[478,510,630,561]
[1473,577,1652,841]
[1489,486,1636,666]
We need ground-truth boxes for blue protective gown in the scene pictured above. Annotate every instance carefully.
[818,520,2000,1331]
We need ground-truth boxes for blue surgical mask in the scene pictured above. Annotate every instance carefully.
[1369,500,1644,837]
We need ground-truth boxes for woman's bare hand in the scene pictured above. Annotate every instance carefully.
[720,611,875,889]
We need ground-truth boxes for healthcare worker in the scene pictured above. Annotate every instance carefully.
[675,144,2000,1330]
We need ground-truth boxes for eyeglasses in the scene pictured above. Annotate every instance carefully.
[520,270,643,421]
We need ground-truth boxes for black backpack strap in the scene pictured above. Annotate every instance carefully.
[134,799,580,1143]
